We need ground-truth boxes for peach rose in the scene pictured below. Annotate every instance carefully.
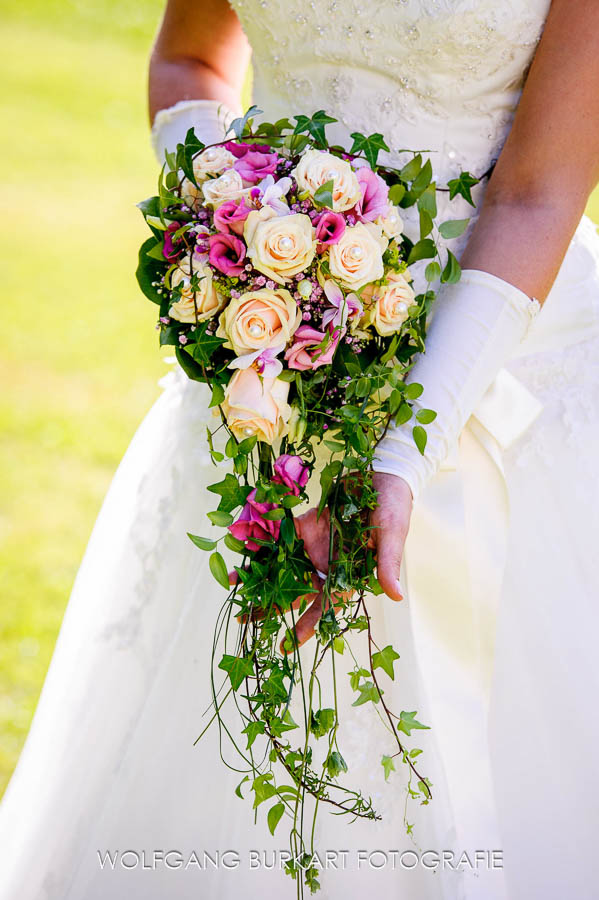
[244,209,317,284]
[328,222,387,290]
[200,169,252,209]
[221,368,291,444]
[169,254,225,323]
[293,149,361,212]
[216,287,301,356]
[364,270,416,336]
[376,206,404,240]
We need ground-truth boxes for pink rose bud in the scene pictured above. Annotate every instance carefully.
[273,454,310,496]
[228,488,281,551]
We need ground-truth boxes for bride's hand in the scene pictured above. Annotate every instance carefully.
[283,473,412,648]
[231,473,412,649]
[368,472,412,602]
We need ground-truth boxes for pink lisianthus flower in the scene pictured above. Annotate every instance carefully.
[284,324,343,371]
[213,197,252,235]
[314,211,346,249]
[227,344,285,379]
[228,143,280,185]
[228,488,281,551]
[273,454,310,496]
[321,279,363,329]
[208,232,246,276]
[355,166,390,222]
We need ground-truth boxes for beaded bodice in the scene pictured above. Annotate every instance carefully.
[229,0,550,184]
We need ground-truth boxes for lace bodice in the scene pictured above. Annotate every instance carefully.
[229,0,550,182]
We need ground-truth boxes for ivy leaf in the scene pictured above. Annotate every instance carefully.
[189,329,226,365]
[267,802,285,836]
[252,772,277,808]
[438,218,469,239]
[372,645,400,680]
[447,171,479,207]
[412,425,427,455]
[351,680,382,707]
[348,131,390,169]
[381,755,396,781]
[293,109,337,147]
[209,551,230,589]
[227,105,263,139]
[326,751,348,778]
[310,708,336,739]
[349,667,371,691]
[278,569,311,607]
[187,533,217,551]
[208,473,251,512]
[242,720,265,749]
[219,653,254,691]
[397,710,430,736]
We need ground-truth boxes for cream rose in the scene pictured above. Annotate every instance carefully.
[169,254,225,323]
[365,270,416,336]
[200,169,251,209]
[244,210,317,284]
[376,206,404,240]
[328,222,387,290]
[293,149,361,212]
[217,287,301,356]
[222,368,291,444]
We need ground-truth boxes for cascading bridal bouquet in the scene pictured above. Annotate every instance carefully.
[136,106,476,895]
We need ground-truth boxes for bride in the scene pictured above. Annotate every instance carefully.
[2,1,599,898]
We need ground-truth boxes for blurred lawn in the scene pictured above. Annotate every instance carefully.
[1,2,598,797]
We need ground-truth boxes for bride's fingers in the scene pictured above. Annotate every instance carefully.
[279,587,352,653]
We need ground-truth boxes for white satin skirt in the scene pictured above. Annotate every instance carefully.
[1,218,599,900]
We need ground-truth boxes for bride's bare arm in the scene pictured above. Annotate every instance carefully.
[148,0,249,122]
[370,0,599,604]
[461,0,599,301]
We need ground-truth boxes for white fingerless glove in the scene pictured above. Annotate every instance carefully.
[373,269,541,499]
[151,99,239,163]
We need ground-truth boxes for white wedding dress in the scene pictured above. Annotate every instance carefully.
[2,2,599,899]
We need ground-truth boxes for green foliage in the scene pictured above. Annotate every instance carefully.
[397,711,430,736]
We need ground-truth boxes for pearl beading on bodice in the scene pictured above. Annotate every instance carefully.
[229,0,550,183]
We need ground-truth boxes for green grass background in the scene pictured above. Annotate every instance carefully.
[1,1,598,796]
